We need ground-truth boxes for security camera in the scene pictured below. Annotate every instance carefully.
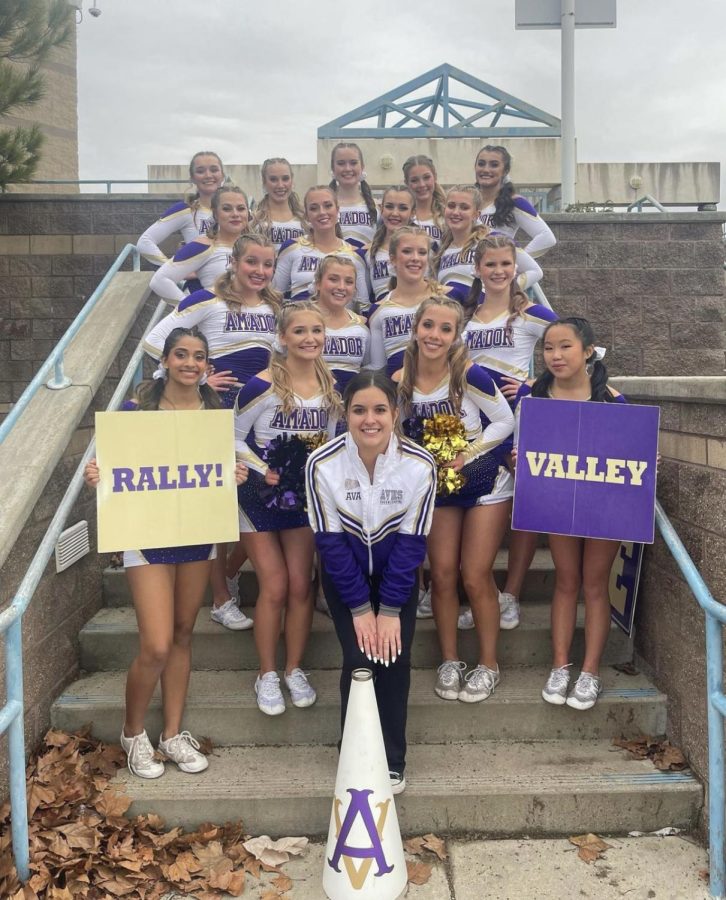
[89,3,102,15]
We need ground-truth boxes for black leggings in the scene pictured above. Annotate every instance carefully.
[322,568,418,774]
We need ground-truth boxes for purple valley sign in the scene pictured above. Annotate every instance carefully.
[512,398,659,543]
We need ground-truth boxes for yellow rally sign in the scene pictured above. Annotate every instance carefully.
[95,409,239,552]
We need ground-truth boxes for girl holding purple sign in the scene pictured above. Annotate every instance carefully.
[395,297,515,704]
[84,327,249,780]
[517,317,624,710]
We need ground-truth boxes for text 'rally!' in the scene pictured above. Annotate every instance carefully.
[524,452,648,486]
[111,463,224,493]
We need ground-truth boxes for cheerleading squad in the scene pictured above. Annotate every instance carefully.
[84,143,624,793]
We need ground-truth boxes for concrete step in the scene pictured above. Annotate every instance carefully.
[113,740,701,836]
[79,603,632,672]
[52,667,665,747]
[102,548,557,607]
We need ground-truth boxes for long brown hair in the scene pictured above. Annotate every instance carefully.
[184,150,225,216]
[303,185,344,240]
[403,154,446,227]
[135,327,221,410]
[398,297,469,417]
[269,302,342,417]
[253,157,306,232]
[463,235,529,327]
[212,233,282,316]
[207,185,249,239]
[369,185,416,261]
[328,142,378,225]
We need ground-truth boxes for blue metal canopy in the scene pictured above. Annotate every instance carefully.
[318,63,561,139]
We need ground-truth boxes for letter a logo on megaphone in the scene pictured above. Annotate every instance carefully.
[327,788,394,889]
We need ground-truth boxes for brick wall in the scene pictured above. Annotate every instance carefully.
[613,379,726,815]
[542,214,726,376]
[0,194,176,416]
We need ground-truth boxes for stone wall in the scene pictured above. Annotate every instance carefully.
[0,194,174,418]
[612,377,726,812]
[542,214,726,377]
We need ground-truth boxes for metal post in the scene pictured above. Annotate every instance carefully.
[46,353,72,390]
[560,0,576,208]
[7,618,30,882]
[706,613,726,898]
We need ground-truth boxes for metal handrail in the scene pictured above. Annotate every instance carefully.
[0,244,141,446]
[654,500,725,899]
[12,179,192,194]
[627,194,667,213]
[0,284,167,882]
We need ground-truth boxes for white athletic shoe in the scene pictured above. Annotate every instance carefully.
[284,668,317,708]
[416,586,433,618]
[457,607,475,629]
[255,672,286,716]
[499,592,521,630]
[120,729,165,780]
[210,598,253,631]
[158,731,209,774]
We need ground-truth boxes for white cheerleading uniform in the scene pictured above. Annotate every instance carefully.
[414,218,444,248]
[360,246,392,303]
[337,203,376,250]
[255,217,305,254]
[322,310,370,392]
[149,240,234,305]
[463,303,558,389]
[367,297,423,376]
[142,290,277,408]
[306,433,436,615]
[478,196,556,258]
[436,241,543,304]
[406,364,515,506]
[137,201,214,266]
[273,237,370,307]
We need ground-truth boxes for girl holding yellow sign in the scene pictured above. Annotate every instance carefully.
[84,327,249,780]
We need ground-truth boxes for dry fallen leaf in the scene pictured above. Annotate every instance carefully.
[242,834,309,866]
[407,859,433,885]
[568,833,613,863]
[272,872,293,891]
[422,833,448,861]
[404,836,427,856]
[614,734,688,771]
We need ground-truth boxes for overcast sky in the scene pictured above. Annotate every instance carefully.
[76,0,725,205]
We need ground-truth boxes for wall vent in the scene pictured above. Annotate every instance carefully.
[55,520,90,573]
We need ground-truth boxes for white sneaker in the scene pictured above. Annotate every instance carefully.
[120,729,165,779]
[458,664,500,703]
[434,660,467,700]
[210,598,253,631]
[255,671,286,716]
[416,586,433,618]
[499,592,521,630]
[457,607,474,629]
[566,671,602,710]
[389,771,406,795]
[158,731,209,774]
[542,664,572,706]
[284,668,317,708]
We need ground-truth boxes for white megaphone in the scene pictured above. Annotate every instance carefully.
[322,668,408,899]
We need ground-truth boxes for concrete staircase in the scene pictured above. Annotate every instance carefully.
[52,555,702,836]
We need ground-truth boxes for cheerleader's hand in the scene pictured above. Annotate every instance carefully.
[449,453,465,472]
[264,468,280,486]
[207,369,240,393]
[353,609,378,663]
[499,376,523,400]
[84,458,100,487]
[376,613,401,666]
[234,462,249,485]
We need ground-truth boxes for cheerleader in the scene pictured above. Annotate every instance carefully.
[361,185,417,303]
[312,255,369,393]
[395,297,514,703]
[83,327,248,778]
[306,371,437,793]
[458,234,558,631]
[402,155,446,245]
[329,142,378,250]
[149,185,250,305]
[235,303,342,715]
[435,185,542,304]
[368,226,445,377]
[137,151,226,266]
[252,158,306,253]
[474,145,556,258]
[143,234,281,629]
[273,185,369,307]
[515,318,624,710]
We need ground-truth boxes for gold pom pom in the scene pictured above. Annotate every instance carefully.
[422,414,469,495]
